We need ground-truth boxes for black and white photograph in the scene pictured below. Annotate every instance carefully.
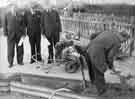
[0,0,135,98]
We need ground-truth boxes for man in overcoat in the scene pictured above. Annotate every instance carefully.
[25,7,42,64]
[3,5,26,67]
[87,30,130,95]
[41,7,62,63]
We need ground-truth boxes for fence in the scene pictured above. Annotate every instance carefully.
[61,17,132,38]
[60,14,135,56]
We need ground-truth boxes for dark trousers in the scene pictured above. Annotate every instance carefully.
[47,35,59,63]
[88,46,107,91]
[29,35,42,62]
[129,39,134,56]
[7,39,24,65]
[74,45,95,83]
[92,65,106,91]
[84,53,95,83]
[47,39,57,63]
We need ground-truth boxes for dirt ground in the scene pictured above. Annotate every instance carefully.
[0,92,47,99]
[21,72,135,98]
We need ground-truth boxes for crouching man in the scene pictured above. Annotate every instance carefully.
[87,31,130,95]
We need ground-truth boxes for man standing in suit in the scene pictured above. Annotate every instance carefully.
[3,5,26,67]
[25,7,42,64]
[87,30,130,95]
[41,6,62,64]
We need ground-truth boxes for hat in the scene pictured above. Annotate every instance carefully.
[116,31,130,42]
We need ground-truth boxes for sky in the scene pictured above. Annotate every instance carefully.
[0,0,135,8]
[72,0,135,5]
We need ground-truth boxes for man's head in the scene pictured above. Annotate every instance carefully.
[8,4,18,14]
[41,0,53,10]
[90,32,101,40]
[117,31,130,42]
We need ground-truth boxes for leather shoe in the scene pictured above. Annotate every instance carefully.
[18,62,24,65]
[9,64,13,68]
[37,58,42,62]
[98,88,107,96]
[100,89,120,96]
[47,60,52,64]
[30,60,35,64]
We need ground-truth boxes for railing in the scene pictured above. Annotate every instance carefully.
[61,16,132,38]
[60,15,135,56]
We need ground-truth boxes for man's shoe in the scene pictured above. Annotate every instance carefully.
[37,57,42,62]
[37,59,43,63]
[9,64,13,68]
[47,60,52,64]
[98,88,107,96]
[18,62,24,65]
[100,89,120,96]
[30,61,35,64]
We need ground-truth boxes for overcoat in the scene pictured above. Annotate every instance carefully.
[87,30,122,92]
[87,31,121,73]
[25,10,41,37]
[41,9,61,42]
[4,11,26,41]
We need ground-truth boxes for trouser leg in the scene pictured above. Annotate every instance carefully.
[47,35,59,63]
[48,40,53,63]
[16,41,24,64]
[53,36,59,62]
[35,35,42,61]
[7,39,15,65]
[54,32,60,43]
[88,46,108,95]
[93,66,106,93]
[84,53,95,83]
[29,36,36,63]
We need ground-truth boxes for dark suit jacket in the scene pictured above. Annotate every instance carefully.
[3,11,26,41]
[41,9,62,40]
[87,31,121,73]
[25,10,41,37]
